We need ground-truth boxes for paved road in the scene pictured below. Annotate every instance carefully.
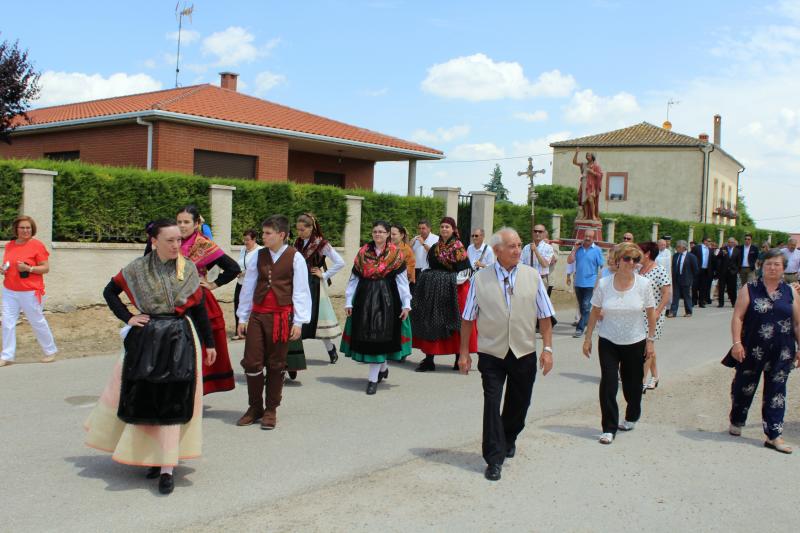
[2,305,797,532]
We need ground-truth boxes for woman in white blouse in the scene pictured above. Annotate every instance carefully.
[232,229,262,340]
[582,242,656,445]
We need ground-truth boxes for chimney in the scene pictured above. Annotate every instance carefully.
[713,114,721,146]
[219,72,238,91]
[699,133,709,143]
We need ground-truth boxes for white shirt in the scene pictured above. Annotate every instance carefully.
[236,244,312,326]
[782,247,800,273]
[462,262,555,320]
[467,243,495,271]
[741,244,752,267]
[590,274,655,345]
[699,245,709,268]
[236,245,263,285]
[301,240,345,281]
[655,248,671,273]
[344,271,412,309]
[520,241,555,276]
[412,233,439,270]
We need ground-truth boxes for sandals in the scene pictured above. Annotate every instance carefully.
[646,377,659,390]
[599,433,614,445]
[765,439,793,454]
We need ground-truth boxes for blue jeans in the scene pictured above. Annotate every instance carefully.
[574,286,593,332]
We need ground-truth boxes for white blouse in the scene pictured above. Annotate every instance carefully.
[590,274,655,345]
[301,240,345,281]
[236,245,263,285]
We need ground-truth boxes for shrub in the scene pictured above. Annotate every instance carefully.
[354,189,444,243]
[0,162,23,237]
[534,184,579,210]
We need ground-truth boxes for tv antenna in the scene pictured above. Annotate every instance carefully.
[666,98,680,121]
[174,3,194,87]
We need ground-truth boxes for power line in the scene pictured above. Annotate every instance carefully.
[752,213,800,222]
[419,152,552,164]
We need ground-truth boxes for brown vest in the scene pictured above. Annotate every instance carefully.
[253,246,297,306]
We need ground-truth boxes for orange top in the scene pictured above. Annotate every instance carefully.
[398,242,416,283]
[2,238,49,299]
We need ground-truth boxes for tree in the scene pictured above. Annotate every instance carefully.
[484,164,510,202]
[533,184,578,209]
[0,37,40,144]
[736,188,755,227]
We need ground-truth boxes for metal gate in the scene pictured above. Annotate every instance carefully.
[457,194,472,247]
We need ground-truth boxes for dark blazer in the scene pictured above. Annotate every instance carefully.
[690,244,712,270]
[737,244,758,269]
[716,246,741,276]
[672,251,699,287]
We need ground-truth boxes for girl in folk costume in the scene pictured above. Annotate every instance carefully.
[176,206,240,395]
[294,213,345,363]
[412,217,477,372]
[391,223,416,287]
[85,220,217,495]
[341,220,412,395]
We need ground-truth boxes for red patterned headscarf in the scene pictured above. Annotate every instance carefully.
[440,216,460,241]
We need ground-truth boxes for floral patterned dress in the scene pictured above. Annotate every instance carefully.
[729,279,796,439]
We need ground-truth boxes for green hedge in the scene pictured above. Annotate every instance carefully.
[0,163,23,238]
[353,189,444,243]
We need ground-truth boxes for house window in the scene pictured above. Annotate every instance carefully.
[314,171,345,188]
[606,172,628,201]
[193,149,256,179]
[44,150,80,161]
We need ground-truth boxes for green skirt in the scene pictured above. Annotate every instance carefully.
[340,315,412,364]
[286,339,307,371]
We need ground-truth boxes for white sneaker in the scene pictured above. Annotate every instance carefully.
[599,432,614,444]
[618,420,636,431]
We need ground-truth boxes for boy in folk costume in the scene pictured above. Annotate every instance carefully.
[236,215,312,430]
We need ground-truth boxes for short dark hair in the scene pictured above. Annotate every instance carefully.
[744,233,753,239]
[177,205,202,223]
[144,218,178,256]
[417,219,430,228]
[12,215,37,237]
[372,220,391,234]
[262,215,290,238]
[763,248,787,267]
[638,241,658,261]
[242,229,258,240]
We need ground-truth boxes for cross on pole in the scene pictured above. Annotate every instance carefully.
[517,157,546,242]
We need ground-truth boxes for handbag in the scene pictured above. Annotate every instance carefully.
[721,346,738,368]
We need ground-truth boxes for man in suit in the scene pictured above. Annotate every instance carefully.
[670,240,699,317]
[691,237,713,307]
[716,237,740,307]
[737,233,758,287]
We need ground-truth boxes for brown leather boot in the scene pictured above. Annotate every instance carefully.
[237,374,264,426]
[260,409,277,430]
[261,369,283,430]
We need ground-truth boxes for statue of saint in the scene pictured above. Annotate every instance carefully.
[572,147,603,220]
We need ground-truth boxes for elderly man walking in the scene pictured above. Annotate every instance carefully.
[458,227,555,481]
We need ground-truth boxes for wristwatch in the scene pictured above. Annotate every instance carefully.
[542,346,553,353]
[646,336,656,342]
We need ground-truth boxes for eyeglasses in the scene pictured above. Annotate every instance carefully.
[621,256,640,263]
[471,234,481,238]
[622,237,633,241]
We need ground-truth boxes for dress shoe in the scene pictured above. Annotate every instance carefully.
[145,466,160,479]
[288,371,298,380]
[328,346,338,364]
[236,406,264,426]
[366,381,378,395]
[699,304,706,308]
[506,445,516,458]
[415,358,436,372]
[377,368,388,383]
[158,473,174,495]
[484,464,502,481]
[717,303,724,308]
[260,410,277,430]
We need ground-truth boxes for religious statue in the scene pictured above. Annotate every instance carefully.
[572,147,603,221]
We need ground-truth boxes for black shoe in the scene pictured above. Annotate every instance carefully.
[288,371,298,380]
[699,304,706,308]
[415,357,436,372]
[506,445,516,458]
[328,346,338,364]
[366,381,378,395]
[484,464,502,481]
[717,303,724,308]
[158,473,174,495]
[452,354,460,371]
[145,466,160,479]
[377,368,388,383]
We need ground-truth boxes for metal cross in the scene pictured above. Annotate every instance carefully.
[517,157,546,241]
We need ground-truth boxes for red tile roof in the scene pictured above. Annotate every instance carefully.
[14,84,443,157]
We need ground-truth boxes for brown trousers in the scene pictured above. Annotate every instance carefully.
[241,312,290,411]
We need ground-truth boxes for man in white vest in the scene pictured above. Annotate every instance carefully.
[458,227,555,481]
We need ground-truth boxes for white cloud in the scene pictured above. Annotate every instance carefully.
[563,89,640,124]
[411,124,470,144]
[362,87,389,97]
[143,59,157,69]
[254,71,286,94]
[36,71,163,107]
[166,29,201,44]
[421,53,575,101]
[513,110,548,122]
[449,142,506,160]
[202,27,265,67]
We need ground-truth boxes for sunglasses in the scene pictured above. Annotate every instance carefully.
[471,234,481,237]
[621,256,640,263]
[623,237,633,241]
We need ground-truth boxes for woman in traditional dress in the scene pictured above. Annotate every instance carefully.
[232,229,262,340]
[85,220,216,495]
[391,223,416,288]
[341,220,412,394]
[176,206,240,395]
[412,216,477,372]
[294,213,344,364]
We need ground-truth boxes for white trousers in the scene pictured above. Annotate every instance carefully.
[1,288,58,361]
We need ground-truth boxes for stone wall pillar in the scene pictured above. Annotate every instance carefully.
[551,213,562,241]
[208,184,236,252]
[407,160,417,196]
[21,168,57,248]
[469,191,496,236]
[606,218,617,244]
[717,228,725,246]
[651,222,660,242]
[688,225,695,244]
[767,232,773,244]
[432,187,460,222]
[343,195,364,261]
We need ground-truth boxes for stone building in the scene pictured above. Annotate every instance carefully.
[550,116,744,226]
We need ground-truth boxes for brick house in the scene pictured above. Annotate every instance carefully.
[1,73,442,190]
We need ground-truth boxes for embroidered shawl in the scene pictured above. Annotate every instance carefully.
[431,235,468,271]
[115,252,202,315]
[295,235,329,269]
[353,242,405,279]
[181,231,224,275]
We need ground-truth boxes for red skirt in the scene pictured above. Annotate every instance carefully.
[200,287,235,395]
[412,281,478,355]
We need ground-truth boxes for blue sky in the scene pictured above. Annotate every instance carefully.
[4,0,800,231]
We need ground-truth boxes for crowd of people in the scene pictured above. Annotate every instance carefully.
[2,211,799,491]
